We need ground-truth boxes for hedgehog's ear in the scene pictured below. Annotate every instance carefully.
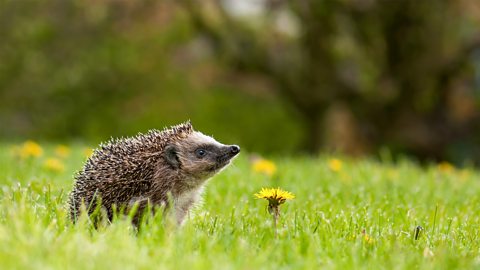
[164,144,180,169]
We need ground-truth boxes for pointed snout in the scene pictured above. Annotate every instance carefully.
[230,145,240,155]
[214,145,241,169]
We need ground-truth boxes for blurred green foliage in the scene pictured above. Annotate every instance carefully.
[183,0,480,163]
[0,0,302,153]
[1,0,480,162]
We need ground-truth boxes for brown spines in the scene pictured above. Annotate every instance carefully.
[167,121,193,140]
[95,121,193,157]
[69,121,193,223]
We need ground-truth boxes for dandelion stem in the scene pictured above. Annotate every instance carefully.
[270,205,279,238]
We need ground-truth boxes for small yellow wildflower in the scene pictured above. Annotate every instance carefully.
[363,234,375,244]
[361,229,375,244]
[437,161,454,173]
[252,158,277,176]
[83,148,94,158]
[43,158,65,172]
[19,140,43,159]
[328,158,342,172]
[255,187,295,205]
[55,145,71,158]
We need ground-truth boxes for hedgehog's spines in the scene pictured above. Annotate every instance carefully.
[94,121,193,155]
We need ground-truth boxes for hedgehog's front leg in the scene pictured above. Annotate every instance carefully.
[174,198,194,225]
[128,197,154,226]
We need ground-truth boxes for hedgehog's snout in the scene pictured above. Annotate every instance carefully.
[230,145,240,155]
[215,145,240,167]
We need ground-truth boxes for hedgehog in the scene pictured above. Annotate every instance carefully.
[69,121,240,226]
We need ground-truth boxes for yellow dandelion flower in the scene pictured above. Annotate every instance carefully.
[43,158,65,172]
[255,187,295,206]
[252,159,277,176]
[437,161,454,173]
[361,229,376,244]
[55,145,71,158]
[19,140,43,159]
[328,158,342,172]
[83,147,94,158]
[363,234,375,244]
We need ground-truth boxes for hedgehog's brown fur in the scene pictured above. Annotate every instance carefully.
[69,121,240,226]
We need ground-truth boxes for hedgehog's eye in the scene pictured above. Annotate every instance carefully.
[195,149,206,158]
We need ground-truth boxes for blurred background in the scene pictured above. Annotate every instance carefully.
[1,0,480,164]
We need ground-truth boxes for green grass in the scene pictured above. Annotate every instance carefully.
[1,143,480,269]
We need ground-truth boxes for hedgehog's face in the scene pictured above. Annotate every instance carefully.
[164,131,240,182]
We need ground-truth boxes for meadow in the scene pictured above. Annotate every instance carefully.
[0,142,479,269]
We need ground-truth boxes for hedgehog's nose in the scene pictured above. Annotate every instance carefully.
[230,145,240,155]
